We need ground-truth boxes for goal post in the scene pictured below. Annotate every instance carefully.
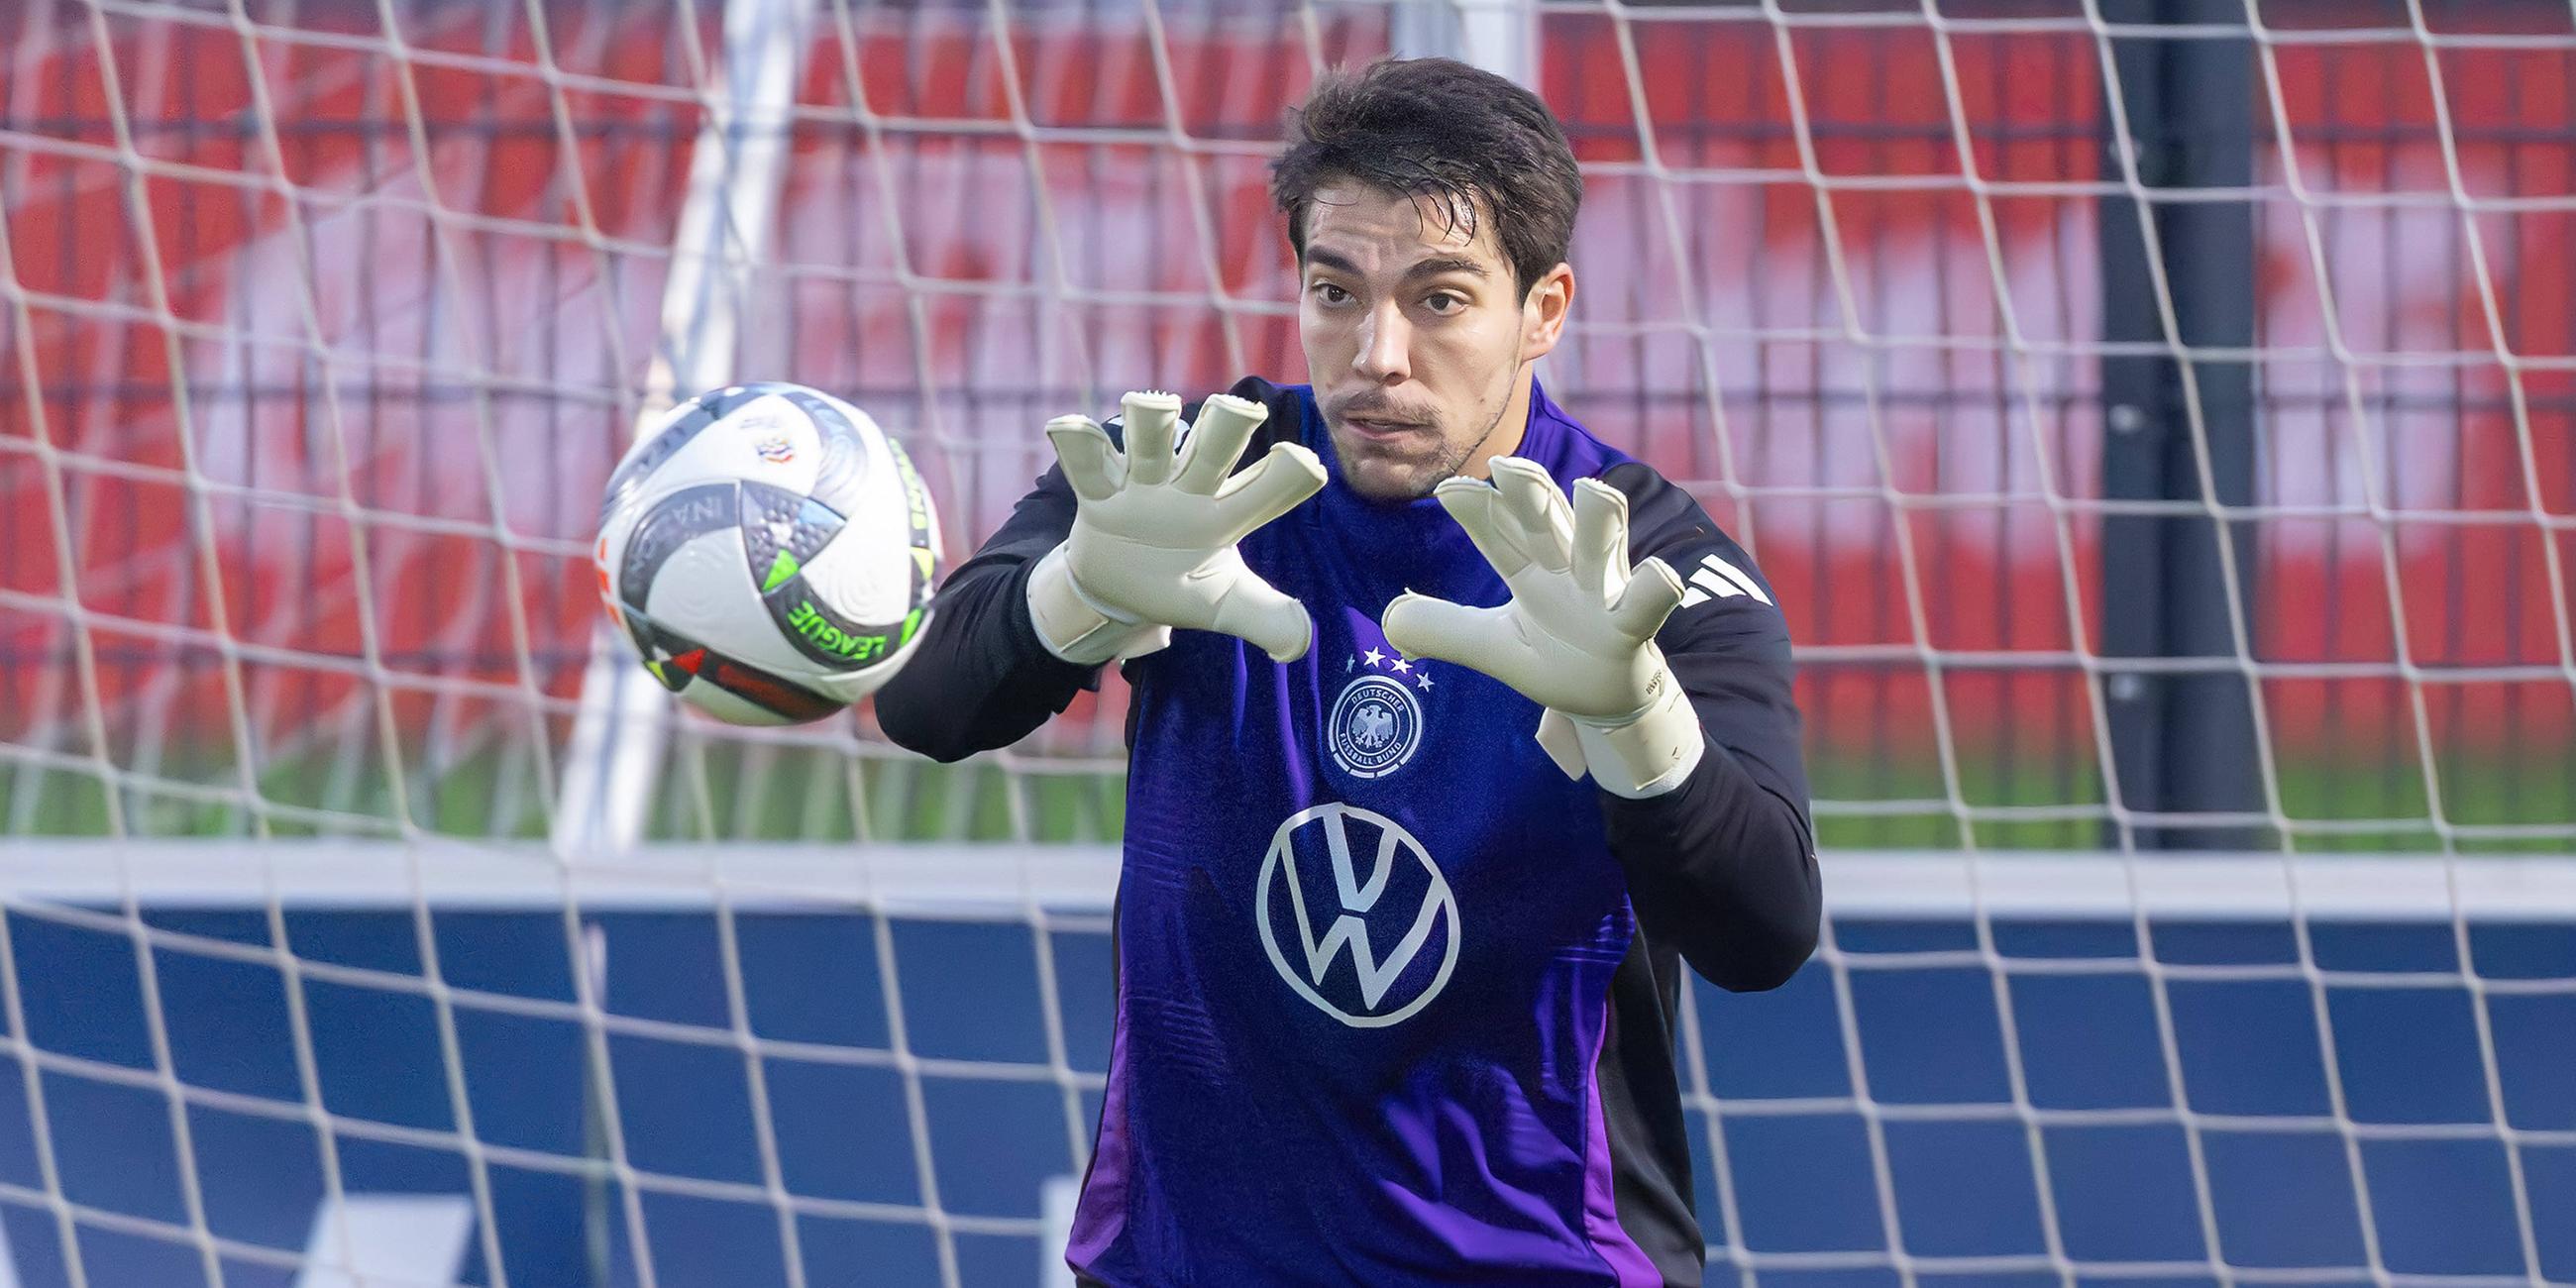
[553,0,818,860]
[4,0,2576,1286]
[2098,0,2269,853]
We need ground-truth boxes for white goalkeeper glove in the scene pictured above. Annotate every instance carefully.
[1382,457,1704,799]
[1027,390,1328,666]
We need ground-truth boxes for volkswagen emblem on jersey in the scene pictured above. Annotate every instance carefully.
[1254,804,1459,1027]
[1329,648,1429,779]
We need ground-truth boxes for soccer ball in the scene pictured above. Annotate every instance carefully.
[593,383,941,725]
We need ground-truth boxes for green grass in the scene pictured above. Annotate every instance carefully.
[0,736,1130,844]
[5,736,2568,854]
[1804,744,2576,854]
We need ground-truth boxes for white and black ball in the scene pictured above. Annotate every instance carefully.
[593,383,940,725]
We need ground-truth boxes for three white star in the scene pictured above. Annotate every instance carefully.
[1355,645,1433,690]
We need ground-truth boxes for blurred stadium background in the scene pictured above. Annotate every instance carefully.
[2,0,2574,1283]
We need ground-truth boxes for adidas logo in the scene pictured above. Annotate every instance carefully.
[1676,553,1773,609]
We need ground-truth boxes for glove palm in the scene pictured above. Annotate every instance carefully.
[1029,391,1327,665]
[1382,457,1702,798]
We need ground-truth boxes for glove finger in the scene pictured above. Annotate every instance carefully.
[1211,443,1327,544]
[1490,457,1574,574]
[1383,591,1523,678]
[1044,415,1123,502]
[1208,573,1314,663]
[1570,478,1629,602]
[1172,393,1266,496]
[1120,390,1184,486]
[1534,708,1587,782]
[1431,476,1531,578]
[1609,555,1688,642]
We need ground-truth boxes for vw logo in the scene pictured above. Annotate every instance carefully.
[1254,804,1459,1027]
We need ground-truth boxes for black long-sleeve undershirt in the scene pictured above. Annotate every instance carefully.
[1592,460,1820,992]
[874,460,1099,764]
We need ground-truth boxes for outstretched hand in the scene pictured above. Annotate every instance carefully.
[1028,391,1327,665]
[1383,457,1703,797]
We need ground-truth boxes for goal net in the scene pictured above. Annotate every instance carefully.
[2,0,2572,1284]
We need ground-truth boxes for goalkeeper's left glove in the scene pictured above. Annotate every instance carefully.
[1381,457,1704,799]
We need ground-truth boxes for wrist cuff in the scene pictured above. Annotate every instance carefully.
[1566,675,1704,800]
[1027,546,1169,666]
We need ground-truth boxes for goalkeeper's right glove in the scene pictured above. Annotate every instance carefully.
[1026,390,1328,666]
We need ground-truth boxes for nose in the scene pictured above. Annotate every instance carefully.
[1352,304,1410,384]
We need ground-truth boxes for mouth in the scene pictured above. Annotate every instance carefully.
[1340,414,1429,443]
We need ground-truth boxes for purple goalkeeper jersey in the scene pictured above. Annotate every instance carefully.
[879,378,1817,1287]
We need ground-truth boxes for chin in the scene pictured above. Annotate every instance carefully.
[1343,470,1437,503]
[1331,441,1449,503]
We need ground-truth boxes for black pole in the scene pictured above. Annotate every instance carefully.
[2098,0,2265,851]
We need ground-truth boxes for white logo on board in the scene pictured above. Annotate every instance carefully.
[1254,804,1459,1027]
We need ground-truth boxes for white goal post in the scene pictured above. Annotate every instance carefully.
[553,0,819,860]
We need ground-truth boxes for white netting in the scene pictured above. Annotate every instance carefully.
[1,0,2573,1284]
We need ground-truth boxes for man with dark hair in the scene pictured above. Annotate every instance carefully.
[878,55,1817,1288]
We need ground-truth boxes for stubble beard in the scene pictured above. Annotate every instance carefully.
[1329,376,1517,504]
[1334,425,1474,502]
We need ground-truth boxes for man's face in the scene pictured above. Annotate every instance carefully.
[1297,181,1567,502]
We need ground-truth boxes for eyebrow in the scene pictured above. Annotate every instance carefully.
[1304,248,1491,282]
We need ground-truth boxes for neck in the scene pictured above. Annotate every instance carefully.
[1460,363,1538,482]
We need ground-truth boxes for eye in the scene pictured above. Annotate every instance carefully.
[1424,291,1466,314]
[1311,282,1352,306]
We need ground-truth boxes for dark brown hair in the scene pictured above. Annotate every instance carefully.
[1271,57,1583,301]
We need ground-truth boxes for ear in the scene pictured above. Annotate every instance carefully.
[1520,263,1574,363]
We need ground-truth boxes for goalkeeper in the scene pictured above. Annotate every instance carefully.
[879,55,1817,1288]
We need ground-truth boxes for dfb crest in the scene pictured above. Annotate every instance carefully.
[1328,646,1429,779]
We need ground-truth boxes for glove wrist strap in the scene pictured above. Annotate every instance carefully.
[1027,545,1170,666]
[1564,673,1704,800]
